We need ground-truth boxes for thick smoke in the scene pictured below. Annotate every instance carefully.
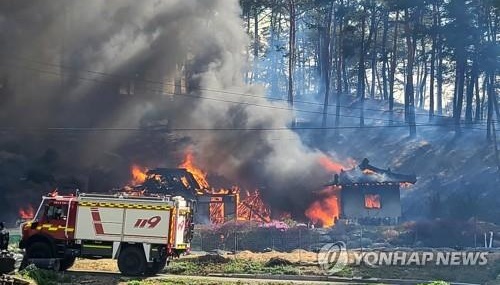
[0,0,331,219]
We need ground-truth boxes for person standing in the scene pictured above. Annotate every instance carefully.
[0,222,9,251]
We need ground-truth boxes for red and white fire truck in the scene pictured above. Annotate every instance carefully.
[19,192,194,276]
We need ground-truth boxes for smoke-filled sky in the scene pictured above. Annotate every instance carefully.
[1,0,499,226]
[0,0,335,218]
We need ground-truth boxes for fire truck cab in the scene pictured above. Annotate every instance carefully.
[19,192,194,276]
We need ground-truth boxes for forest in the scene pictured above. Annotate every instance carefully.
[239,0,499,138]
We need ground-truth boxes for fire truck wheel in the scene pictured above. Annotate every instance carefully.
[26,242,53,259]
[59,256,76,271]
[145,258,167,276]
[118,246,147,276]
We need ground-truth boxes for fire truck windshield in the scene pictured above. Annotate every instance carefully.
[35,198,69,222]
[45,205,67,220]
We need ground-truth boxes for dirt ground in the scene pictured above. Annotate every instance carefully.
[234,250,317,263]
[71,250,319,273]
[67,250,500,284]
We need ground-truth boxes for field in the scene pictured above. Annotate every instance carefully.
[7,233,500,284]
[67,250,500,284]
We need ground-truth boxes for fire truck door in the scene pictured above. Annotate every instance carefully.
[174,211,187,249]
[37,201,71,240]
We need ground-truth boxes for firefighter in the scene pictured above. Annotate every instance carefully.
[54,207,63,220]
[0,222,8,251]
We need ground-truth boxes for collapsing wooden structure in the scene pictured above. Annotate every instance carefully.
[127,168,270,225]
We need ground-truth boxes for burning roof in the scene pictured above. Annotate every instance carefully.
[141,168,202,200]
[329,158,417,187]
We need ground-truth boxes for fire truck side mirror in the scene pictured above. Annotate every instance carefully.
[190,200,197,213]
[30,221,38,229]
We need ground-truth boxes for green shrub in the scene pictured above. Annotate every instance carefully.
[222,259,265,274]
[166,261,199,275]
[220,259,298,275]
[20,264,60,285]
[334,266,353,277]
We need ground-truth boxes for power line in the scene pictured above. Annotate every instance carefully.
[0,60,410,125]
[0,53,487,123]
[0,54,419,118]
[3,59,495,129]
[0,55,496,128]
[0,122,489,133]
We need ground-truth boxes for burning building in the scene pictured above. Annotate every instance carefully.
[124,152,271,225]
[329,158,417,225]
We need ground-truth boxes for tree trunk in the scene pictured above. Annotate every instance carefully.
[245,7,251,83]
[335,0,344,135]
[404,8,417,137]
[269,9,280,98]
[389,11,399,125]
[382,9,389,101]
[493,74,500,123]
[358,6,367,127]
[252,5,259,83]
[369,1,377,99]
[288,0,296,111]
[465,59,477,125]
[436,3,443,115]
[321,3,334,131]
[474,72,481,122]
[429,0,438,120]
[453,0,467,134]
[454,49,466,134]
[343,54,349,94]
[436,44,443,115]
[487,73,494,140]
[482,75,487,121]
[418,37,427,109]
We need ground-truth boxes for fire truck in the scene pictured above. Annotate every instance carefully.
[19,192,194,276]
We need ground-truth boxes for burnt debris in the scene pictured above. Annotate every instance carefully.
[127,168,202,200]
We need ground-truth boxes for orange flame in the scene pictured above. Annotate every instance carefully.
[176,149,273,224]
[180,176,190,188]
[305,187,340,228]
[308,156,355,227]
[19,205,35,219]
[318,156,351,173]
[364,194,381,209]
[131,164,148,185]
[178,150,209,189]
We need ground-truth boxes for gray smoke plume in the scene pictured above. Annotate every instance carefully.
[0,0,333,219]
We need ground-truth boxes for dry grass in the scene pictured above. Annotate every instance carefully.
[233,250,317,263]
[71,258,118,272]
[68,250,500,284]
